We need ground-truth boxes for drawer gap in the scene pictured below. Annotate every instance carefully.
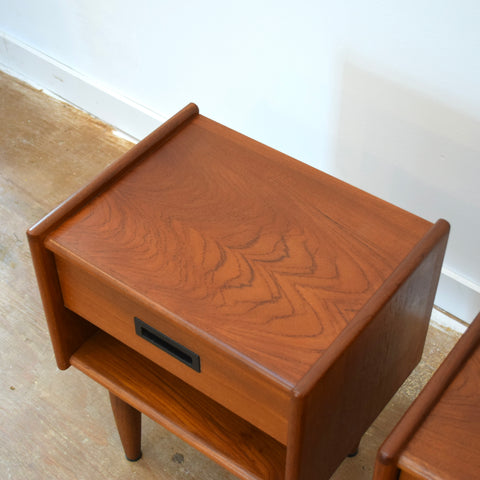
[70,330,286,480]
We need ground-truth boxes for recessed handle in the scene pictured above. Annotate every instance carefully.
[134,317,201,372]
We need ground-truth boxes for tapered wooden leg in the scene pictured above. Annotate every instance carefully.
[347,441,360,458]
[109,392,142,461]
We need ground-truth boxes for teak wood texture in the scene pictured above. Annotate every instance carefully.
[72,331,286,480]
[374,312,480,480]
[28,103,449,479]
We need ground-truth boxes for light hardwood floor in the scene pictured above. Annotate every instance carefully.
[0,70,462,480]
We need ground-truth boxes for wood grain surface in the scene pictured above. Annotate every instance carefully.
[27,103,199,369]
[286,220,449,480]
[397,313,480,479]
[46,112,432,385]
[71,331,286,480]
[374,312,480,480]
[53,253,290,444]
[0,70,464,480]
[40,104,447,479]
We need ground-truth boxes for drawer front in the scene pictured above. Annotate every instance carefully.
[54,253,290,444]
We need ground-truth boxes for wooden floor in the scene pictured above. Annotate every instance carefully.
[0,70,463,479]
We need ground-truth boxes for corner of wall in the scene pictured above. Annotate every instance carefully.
[0,31,166,140]
[1,31,478,325]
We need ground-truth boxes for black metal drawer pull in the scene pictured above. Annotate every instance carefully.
[134,317,201,372]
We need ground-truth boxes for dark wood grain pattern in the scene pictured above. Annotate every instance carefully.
[52,254,290,443]
[27,103,199,368]
[398,313,480,479]
[71,331,286,480]
[46,113,433,384]
[374,312,480,480]
[286,220,449,480]
[28,103,450,479]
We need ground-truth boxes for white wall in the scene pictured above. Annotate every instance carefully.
[1,0,479,321]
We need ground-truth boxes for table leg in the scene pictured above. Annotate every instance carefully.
[347,441,360,458]
[109,392,142,461]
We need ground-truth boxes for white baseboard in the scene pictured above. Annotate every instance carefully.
[430,307,467,334]
[435,269,480,324]
[0,31,165,140]
[1,31,479,324]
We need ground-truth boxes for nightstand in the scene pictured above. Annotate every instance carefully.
[28,103,449,479]
[374,312,480,480]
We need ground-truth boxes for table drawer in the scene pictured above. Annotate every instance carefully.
[53,252,290,444]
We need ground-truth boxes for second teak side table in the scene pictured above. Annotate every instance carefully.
[28,104,449,479]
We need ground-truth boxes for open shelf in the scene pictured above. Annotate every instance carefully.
[70,331,286,480]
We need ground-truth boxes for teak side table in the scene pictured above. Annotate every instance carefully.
[374,311,480,480]
[28,104,449,480]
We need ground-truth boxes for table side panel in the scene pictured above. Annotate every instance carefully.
[54,252,290,444]
[27,236,98,369]
[286,224,448,480]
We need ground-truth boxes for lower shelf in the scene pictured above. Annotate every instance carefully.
[70,331,286,480]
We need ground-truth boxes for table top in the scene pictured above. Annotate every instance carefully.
[398,317,480,479]
[47,107,432,385]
